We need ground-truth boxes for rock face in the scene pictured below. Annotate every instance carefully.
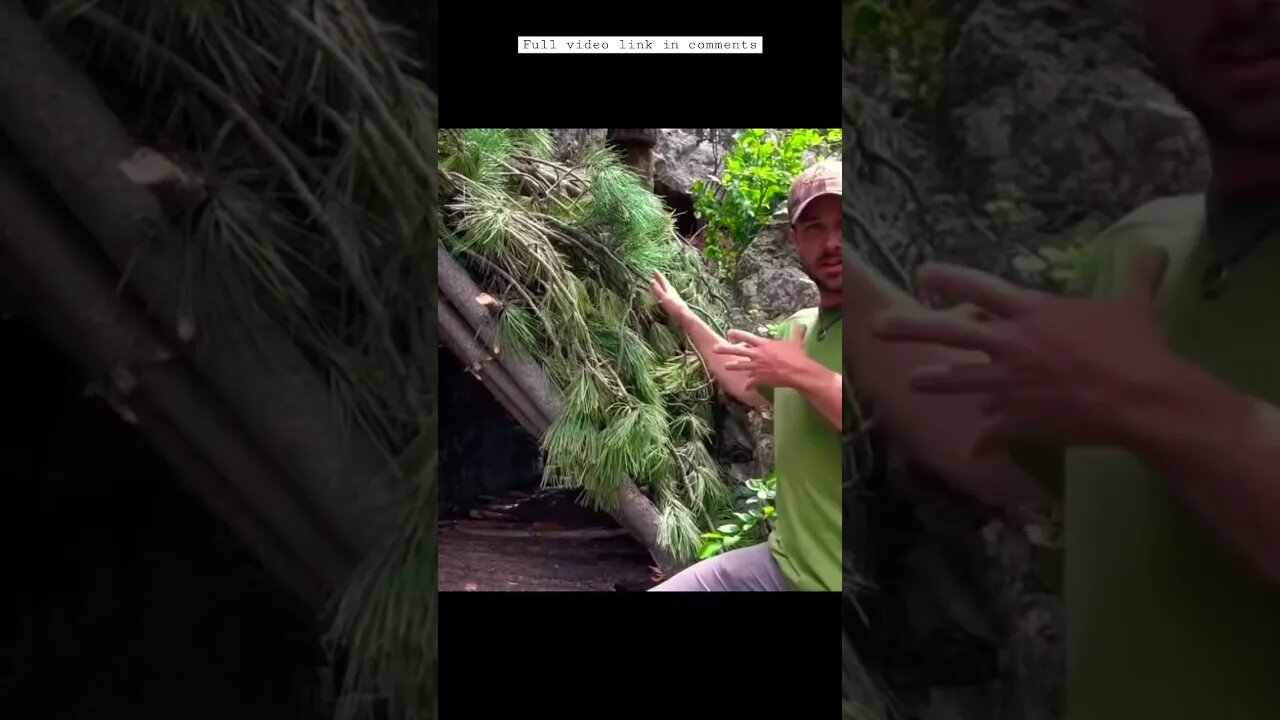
[730,211,820,332]
[936,0,1209,280]
[653,129,734,197]
[719,210,822,479]
[653,129,740,241]
[552,128,605,160]
[849,2,1212,720]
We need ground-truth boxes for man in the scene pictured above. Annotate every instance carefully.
[844,1,1280,717]
[648,159,844,592]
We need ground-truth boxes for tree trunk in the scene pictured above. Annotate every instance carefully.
[606,129,658,191]
[0,5,389,571]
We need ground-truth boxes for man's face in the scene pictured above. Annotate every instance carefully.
[1136,0,1280,143]
[791,194,842,296]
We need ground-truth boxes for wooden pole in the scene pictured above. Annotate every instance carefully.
[0,4,389,566]
[0,150,351,601]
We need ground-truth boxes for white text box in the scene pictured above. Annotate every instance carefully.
[517,36,763,54]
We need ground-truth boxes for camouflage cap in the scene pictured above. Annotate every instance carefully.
[788,159,842,225]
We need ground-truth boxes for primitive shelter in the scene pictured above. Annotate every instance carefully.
[435,128,729,589]
[437,247,667,591]
[0,5,425,717]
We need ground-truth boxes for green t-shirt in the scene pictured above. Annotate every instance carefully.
[760,306,843,591]
[1020,194,1280,719]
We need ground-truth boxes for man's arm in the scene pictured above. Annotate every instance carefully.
[1120,361,1280,587]
[669,307,767,406]
[792,355,842,431]
[843,248,1043,508]
[652,272,766,406]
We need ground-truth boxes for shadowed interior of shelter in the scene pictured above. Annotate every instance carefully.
[438,347,541,507]
[0,312,328,720]
[438,347,656,592]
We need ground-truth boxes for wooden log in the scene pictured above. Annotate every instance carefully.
[6,274,330,610]
[437,246,563,418]
[0,148,351,601]
[116,391,331,610]
[443,523,630,541]
[438,297,547,437]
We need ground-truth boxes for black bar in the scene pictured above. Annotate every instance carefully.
[442,0,837,128]
[440,591,836,715]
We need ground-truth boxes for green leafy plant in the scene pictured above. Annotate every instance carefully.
[848,0,951,121]
[697,472,778,559]
[692,129,841,278]
[1042,241,1103,294]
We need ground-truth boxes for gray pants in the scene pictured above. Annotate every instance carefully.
[648,542,791,591]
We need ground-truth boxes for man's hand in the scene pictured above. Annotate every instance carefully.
[713,326,818,393]
[651,271,689,319]
[715,325,843,430]
[651,271,766,406]
[874,249,1280,587]
[870,248,1173,454]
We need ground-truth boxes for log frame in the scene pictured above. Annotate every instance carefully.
[438,249,684,575]
[0,5,391,584]
[0,147,345,604]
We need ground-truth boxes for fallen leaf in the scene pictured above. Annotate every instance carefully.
[475,293,502,308]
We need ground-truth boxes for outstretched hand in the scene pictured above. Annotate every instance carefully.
[713,325,815,393]
[870,248,1174,453]
[650,271,689,319]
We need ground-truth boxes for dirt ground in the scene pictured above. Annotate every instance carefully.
[439,489,659,592]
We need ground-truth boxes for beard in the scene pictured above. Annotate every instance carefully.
[1165,69,1280,147]
[1148,18,1280,147]
[802,258,842,294]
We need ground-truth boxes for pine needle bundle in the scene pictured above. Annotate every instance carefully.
[439,128,733,560]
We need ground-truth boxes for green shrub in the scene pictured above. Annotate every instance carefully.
[697,472,778,559]
[692,129,841,278]
[848,0,951,121]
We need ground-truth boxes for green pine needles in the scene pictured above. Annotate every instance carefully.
[440,128,733,560]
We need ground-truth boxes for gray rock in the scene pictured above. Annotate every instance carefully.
[653,128,736,196]
[729,212,820,332]
[944,0,1209,256]
[551,128,605,161]
[652,129,742,243]
[720,212,821,477]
